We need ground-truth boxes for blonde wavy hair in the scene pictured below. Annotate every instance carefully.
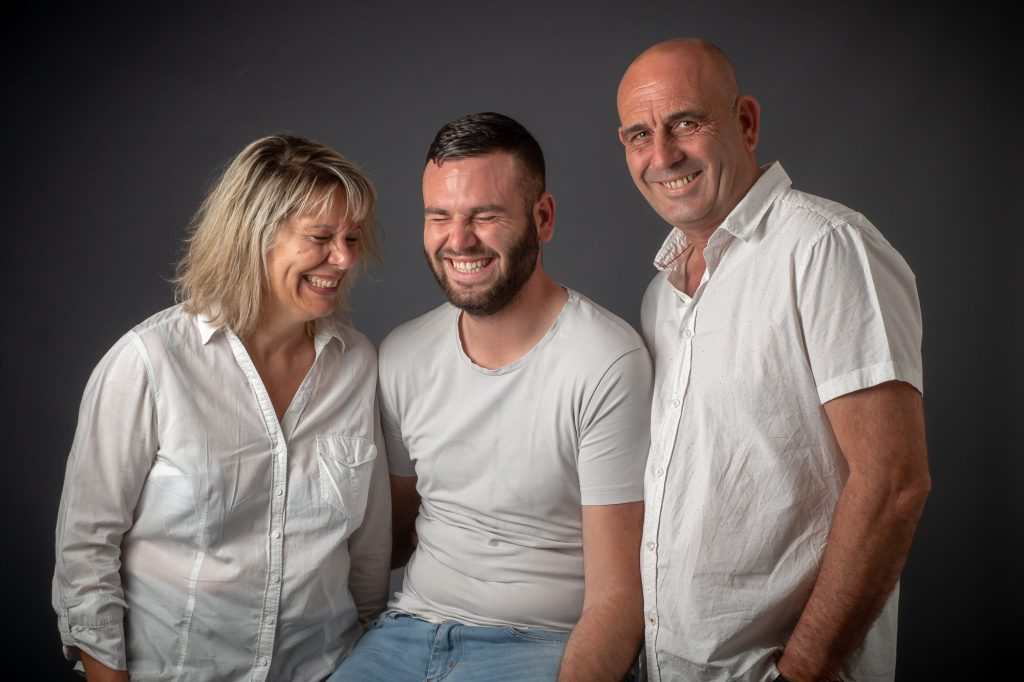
[174,134,380,337]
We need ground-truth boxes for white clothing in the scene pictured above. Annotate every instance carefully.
[641,163,923,682]
[53,305,391,681]
[379,288,652,631]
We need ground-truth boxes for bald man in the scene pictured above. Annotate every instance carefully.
[616,38,930,682]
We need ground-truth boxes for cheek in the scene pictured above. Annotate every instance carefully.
[423,227,445,252]
[627,153,648,180]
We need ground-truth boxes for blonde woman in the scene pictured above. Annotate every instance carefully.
[53,134,391,681]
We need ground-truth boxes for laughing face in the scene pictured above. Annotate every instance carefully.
[422,152,544,316]
[617,42,760,237]
[263,188,360,329]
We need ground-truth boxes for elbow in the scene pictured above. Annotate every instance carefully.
[893,464,931,524]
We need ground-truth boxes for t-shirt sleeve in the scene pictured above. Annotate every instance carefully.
[577,346,653,505]
[796,218,923,404]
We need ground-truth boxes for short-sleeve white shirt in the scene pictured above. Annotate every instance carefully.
[641,163,923,682]
[379,288,653,631]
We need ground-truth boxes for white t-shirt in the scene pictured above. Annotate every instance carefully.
[641,163,923,682]
[379,288,653,631]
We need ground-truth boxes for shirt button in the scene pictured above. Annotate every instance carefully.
[265,615,276,624]
[654,467,664,477]
[645,541,656,551]
[271,574,280,584]
[681,329,693,339]
[275,488,284,497]
[272,529,281,539]
[669,398,681,408]
[260,657,269,667]
[647,613,657,626]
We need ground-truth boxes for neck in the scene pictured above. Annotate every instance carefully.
[458,268,567,370]
[243,315,312,362]
[241,314,317,423]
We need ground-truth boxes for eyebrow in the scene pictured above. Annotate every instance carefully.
[621,108,704,136]
[424,204,508,216]
[297,221,342,232]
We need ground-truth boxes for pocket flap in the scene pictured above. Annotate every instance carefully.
[316,435,377,467]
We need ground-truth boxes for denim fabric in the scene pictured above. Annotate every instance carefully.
[329,611,569,681]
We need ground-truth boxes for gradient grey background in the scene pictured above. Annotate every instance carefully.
[4,2,1018,678]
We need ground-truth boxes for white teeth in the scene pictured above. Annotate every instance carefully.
[661,173,696,189]
[306,275,339,288]
[451,260,486,273]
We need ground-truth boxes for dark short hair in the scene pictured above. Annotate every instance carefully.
[425,112,546,200]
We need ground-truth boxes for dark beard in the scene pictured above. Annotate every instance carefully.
[426,216,540,317]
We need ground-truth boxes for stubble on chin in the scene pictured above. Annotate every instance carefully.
[423,225,539,317]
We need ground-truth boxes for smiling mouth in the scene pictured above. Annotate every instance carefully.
[448,258,493,273]
[305,275,339,288]
[659,172,698,189]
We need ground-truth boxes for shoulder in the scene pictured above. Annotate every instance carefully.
[771,188,880,245]
[764,188,910,272]
[559,290,650,370]
[85,304,192,390]
[378,302,453,368]
[334,323,375,359]
[127,303,204,348]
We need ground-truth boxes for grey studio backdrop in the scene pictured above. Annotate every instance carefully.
[3,2,1018,679]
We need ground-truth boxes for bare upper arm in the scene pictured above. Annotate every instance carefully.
[389,474,419,528]
[389,474,420,569]
[580,501,644,601]
[823,380,930,490]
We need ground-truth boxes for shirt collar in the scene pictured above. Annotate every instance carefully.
[652,161,792,272]
[196,314,221,344]
[312,316,348,356]
[195,313,349,355]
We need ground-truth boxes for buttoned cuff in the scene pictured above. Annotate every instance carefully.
[57,598,128,670]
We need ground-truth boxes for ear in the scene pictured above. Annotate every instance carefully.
[533,191,556,244]
[736,95,761,152]
[617,126,628,146]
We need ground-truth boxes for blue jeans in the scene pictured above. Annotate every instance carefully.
[329,611,570,681]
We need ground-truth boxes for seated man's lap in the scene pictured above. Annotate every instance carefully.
[329,611,569,682]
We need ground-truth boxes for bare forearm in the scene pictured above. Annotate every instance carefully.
[81,650,129,682]
[778,471,929,680]
[558,591,643,682]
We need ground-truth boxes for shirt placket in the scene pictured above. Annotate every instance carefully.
[643,296,697,682]
[224,332,288,682]
[645,236,725,680]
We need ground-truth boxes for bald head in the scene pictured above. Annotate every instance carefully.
[615,37,761,237]
[617,38,740,118]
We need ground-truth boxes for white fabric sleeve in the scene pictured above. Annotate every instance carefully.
[346,396,393,625]
[577,346,653,505]
[52,332,159,670]
[796,219,924,404]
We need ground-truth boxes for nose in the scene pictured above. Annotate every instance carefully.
[326,237,356,269]
[650,131,684,170]
[446,217,478,253]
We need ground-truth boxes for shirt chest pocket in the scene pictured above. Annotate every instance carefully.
[316,435,376,523]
